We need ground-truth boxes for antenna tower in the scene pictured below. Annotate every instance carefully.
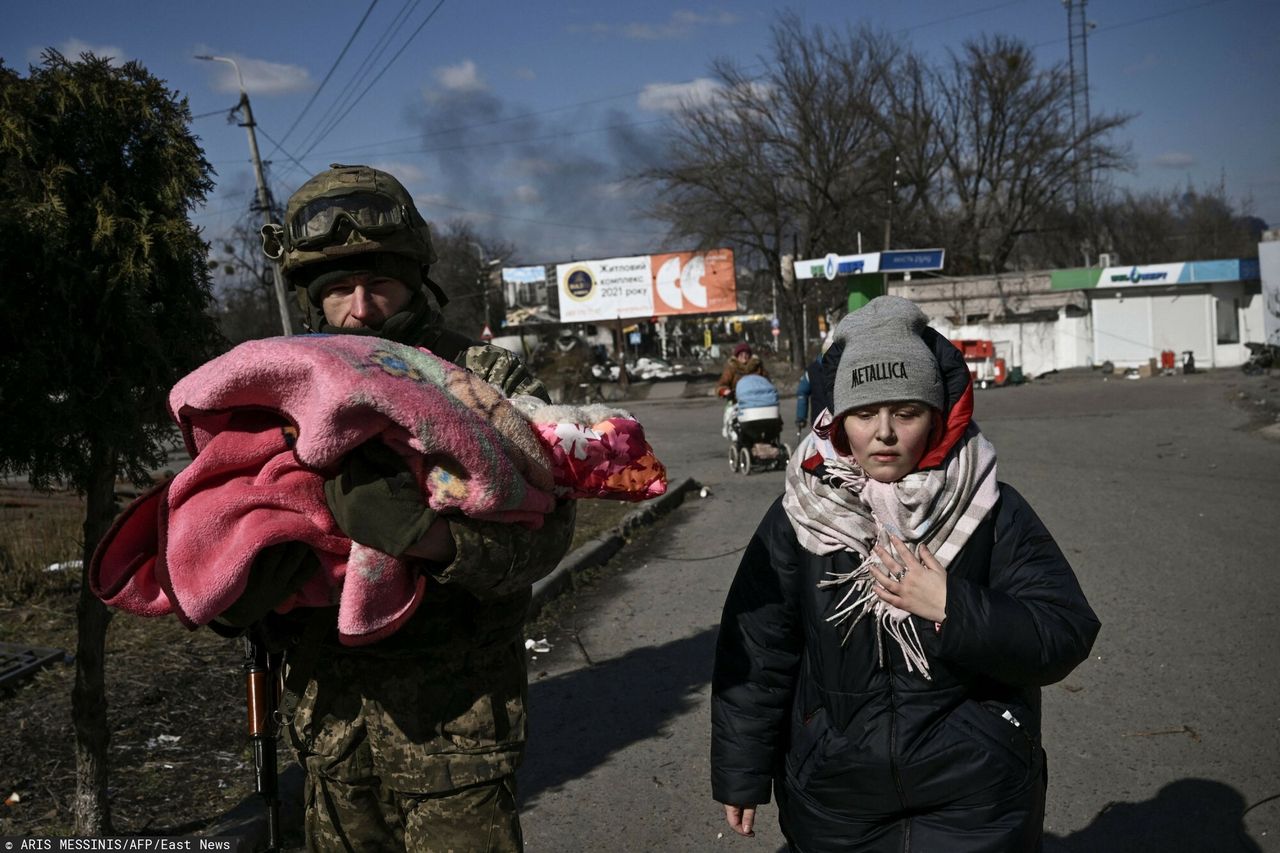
[1064,0,1093,207]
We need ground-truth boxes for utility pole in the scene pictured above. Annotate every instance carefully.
[771,252,779,354]
[883,154,901,251]
[197,55,292,336]
[470,241,494,336]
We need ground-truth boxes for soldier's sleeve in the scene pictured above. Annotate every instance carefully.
[437,499,576,598]
[461,344,550,402]
[431,343,575,597]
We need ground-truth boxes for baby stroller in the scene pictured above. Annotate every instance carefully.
[728,374,789,475]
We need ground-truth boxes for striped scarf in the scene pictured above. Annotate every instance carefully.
[782,420,999,679]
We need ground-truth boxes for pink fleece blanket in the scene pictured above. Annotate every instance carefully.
[91,335,665,645]
[91,411,423,641]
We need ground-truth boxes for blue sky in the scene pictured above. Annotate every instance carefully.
[4,0,1277,266]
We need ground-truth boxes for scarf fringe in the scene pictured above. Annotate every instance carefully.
[785,425,1000,682]
[819,556,935,681]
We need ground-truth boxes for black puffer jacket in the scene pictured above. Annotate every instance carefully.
[711,332,1100,852]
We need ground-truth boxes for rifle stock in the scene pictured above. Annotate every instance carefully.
[245,626,282,853]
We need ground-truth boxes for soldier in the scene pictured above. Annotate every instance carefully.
[233,163,576,851]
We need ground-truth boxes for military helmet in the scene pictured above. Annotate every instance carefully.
[264,163,437,284]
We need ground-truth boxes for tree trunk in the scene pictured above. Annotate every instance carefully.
[786,309,806,368]
[72,441,117,836]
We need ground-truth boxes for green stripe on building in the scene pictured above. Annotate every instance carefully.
[1051,268,1104,290]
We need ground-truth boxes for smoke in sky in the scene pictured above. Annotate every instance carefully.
[400,64,672,265]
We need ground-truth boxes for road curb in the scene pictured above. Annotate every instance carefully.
[529,475,700,620]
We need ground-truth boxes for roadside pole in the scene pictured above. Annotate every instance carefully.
[197,55,292,336]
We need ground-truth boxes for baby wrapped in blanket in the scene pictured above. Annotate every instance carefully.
[91,335,666,644]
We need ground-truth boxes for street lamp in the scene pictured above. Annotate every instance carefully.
[884,154,901,252]
[196,54,293,336]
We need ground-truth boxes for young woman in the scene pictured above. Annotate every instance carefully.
[711,296,1100,852]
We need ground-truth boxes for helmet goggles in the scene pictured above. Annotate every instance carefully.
[287,192,409,250]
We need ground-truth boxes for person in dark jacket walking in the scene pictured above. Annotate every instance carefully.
[794,369,812,436]
[711,295,1099,852]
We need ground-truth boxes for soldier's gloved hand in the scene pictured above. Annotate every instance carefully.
[217,542,319,629]
[402,516,456,565]
[325,440,436,556]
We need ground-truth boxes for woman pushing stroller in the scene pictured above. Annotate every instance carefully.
[711,296,1099,852]
[717,342,770,438]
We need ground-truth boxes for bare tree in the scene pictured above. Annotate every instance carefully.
[431,219,516,341]
[640,14,900,366]
[1094,185,1263,264]
[928,35,1131,273]
[874,45,950,252]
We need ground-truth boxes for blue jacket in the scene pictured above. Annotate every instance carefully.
[795,370,811,425]
[735,374,779,409]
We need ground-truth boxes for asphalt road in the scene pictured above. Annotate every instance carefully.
[516,368,1280,853]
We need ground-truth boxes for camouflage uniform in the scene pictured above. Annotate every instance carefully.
[257,165,575,851]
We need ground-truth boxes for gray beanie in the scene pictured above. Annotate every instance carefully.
[831,295,943,415]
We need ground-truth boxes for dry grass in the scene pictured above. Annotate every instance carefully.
[0,487,252,836]
[0,493,85,608]
[567,500,635,552]
[1,589,254,837]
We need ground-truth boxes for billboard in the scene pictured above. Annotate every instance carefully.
[556,248,736,323]
[793,249,945,280]
[501,265,550,306]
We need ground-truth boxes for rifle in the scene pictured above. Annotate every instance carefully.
[244,624,282,853]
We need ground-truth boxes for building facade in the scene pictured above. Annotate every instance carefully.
[885,257,1263,376]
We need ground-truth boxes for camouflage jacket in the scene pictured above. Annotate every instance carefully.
[287,319,576,793]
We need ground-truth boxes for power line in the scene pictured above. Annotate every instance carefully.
[1031,0,1234,48]
[299,0,449,161]
[240,0,1026,166]
[199,0,1076,242]
[192,106,237,120]
[289,0,422,169]
[893,0,1027,34]
[214,0,1059,178]
[265,0,380,160]
[254,124,314,181]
